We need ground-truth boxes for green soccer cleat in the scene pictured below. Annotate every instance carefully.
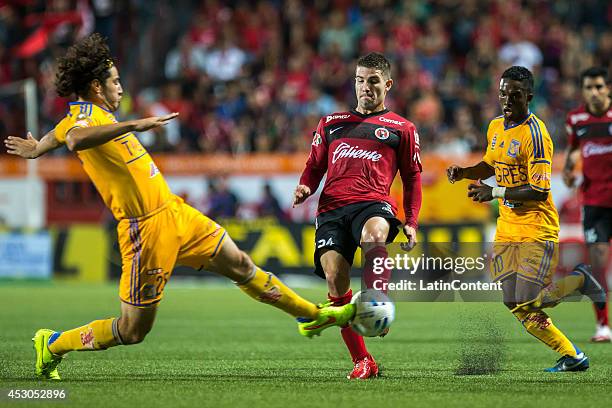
[32,329,63,380]
[298,303,356,338]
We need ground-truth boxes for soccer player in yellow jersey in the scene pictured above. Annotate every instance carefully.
[446,66,606,372]
[4,33,354,380]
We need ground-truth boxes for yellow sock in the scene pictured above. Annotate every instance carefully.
[536,272,585,308]
[512,309,579,357]
[236,267,318,319]
[48,318,120,355]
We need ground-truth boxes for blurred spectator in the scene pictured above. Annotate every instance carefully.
[498,30,543,71]
[0,0,610,154]
[204,29,247,82]
[206,178,239,219]
[257,182,286,221]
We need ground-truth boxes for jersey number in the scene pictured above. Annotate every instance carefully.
[317,238,334,249]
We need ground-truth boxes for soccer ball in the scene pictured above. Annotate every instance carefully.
[350,289,395,337]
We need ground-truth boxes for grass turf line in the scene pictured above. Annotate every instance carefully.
[1,283,611,408]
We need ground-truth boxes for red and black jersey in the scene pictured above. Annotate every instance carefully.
[566,103,612,207]
[299,109,422,228]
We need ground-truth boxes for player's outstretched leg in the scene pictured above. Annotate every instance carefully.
[33,303,156,380]
[508,276,590,372]
[536,263,606,310]
[33,318,120,380]
[511,306,589,372]
[587,243,611,342]
[209,236,353,335]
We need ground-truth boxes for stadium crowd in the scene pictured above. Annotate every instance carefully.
[1,0,610,154]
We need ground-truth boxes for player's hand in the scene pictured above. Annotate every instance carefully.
[467,179,493,202]
[133,112,179,132]
[562,167,576,188]
[293,184,311,207]
[401,225,417,251]
[446,165,464,183]
[4,132,39,159]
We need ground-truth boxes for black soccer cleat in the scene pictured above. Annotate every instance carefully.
[574,263,607,310]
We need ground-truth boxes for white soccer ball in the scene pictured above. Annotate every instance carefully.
[350,289,395,337]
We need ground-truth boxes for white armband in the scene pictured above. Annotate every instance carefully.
[492,186,506,199]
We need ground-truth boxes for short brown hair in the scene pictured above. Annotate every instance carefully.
[357,52,391,79]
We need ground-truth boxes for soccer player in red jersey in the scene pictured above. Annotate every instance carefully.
[563,67,612,342]
[293,53,423,379]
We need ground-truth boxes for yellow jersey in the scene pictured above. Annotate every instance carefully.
[54,102,173,220]
[483,113,559,242]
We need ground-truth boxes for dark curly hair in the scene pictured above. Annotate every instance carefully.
[55,33,114,98]
[357,52,392,79]
[501,66,534,93]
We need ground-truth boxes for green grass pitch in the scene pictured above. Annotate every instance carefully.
[1,281,611,408]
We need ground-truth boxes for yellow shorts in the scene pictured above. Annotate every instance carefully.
[490,241,558,286]
[117,196,227,307]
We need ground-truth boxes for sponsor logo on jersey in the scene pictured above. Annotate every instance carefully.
[507,139,520,158]
[312,132,322,146]
[414,130,420,147]
[329,126,343,135]
[379,116,405,126]
[583,142,612,158]
[576,128,588,137]
[495,162,528,186]
[374,127,390,140]
[331,142,382,164]
[149,162,160,178]
[531,172,551,183]
[570,112,590,125]
[146,268,163,275]
[491,134,498,150]
[325,114,351,123]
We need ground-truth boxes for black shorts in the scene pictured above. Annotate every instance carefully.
[313,201,402,279]
[583,206,612,243]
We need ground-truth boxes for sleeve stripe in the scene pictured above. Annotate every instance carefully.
[533,119,545,159]
[528,119,544,159]
[527,120,538,158]
[530,159,550,164]
[530,184,550,192]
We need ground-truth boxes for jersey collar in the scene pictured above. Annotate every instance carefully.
[69,101,113,113]
[504,111,533,130]
[350,108,389,118]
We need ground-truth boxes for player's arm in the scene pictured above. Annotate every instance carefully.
[448,121,496,183]
[66,113,178,151]
[294,119,328,206]
[5,129,62,159]
[467,182,547,203]
[447,161,495,183]
[562,119,580,187]
[399,125,423,248]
